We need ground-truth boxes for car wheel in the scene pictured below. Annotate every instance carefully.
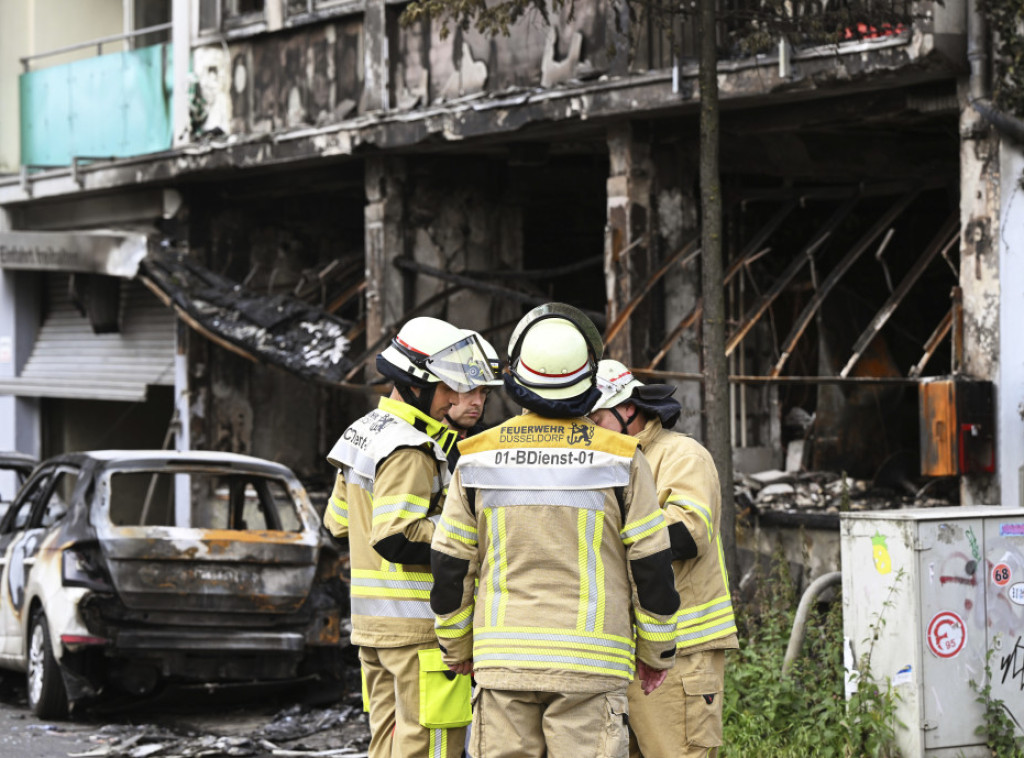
[27,611,68,719]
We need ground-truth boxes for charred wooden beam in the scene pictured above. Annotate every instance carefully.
[770,190,920,377]
[391,258,606,326]
[603,239,700,346]
[840,214,959,378]
[726,195,860,357]
[633,368,922,385]
[646,300,702,371]
[909,309,953,378]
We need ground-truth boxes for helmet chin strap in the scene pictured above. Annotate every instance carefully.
[397,382,437,417]
[609,405,639,435]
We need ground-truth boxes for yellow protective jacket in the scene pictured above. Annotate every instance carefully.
[636,418,738,653]
[324,397,458,648]
[430,413,681,695]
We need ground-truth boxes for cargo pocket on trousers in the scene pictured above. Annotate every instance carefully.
[681,670,723,748]
[601,691,629,758]
[417,648,473,728]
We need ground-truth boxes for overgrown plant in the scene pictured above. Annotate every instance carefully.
[971,645,1024,757]
[723,550,902,756]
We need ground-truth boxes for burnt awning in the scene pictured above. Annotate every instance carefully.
[138,251,355,386]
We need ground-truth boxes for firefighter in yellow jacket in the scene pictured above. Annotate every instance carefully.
[590,360,739,758]
[430,304,681,758]
[324,316,498,758]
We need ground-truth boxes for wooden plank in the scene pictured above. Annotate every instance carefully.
[839,213,959,377]
[646,300,703,370]
[632,367,923,385]
[770,191,920,377]
[603,239,700,346]
[725,195,861,357]
[908,310,954,378]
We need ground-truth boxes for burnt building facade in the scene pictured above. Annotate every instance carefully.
[0,0,1021,509]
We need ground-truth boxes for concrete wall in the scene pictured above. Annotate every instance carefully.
[0,207,42,457]
[959,81,1002,505]
[999,144,1024,509]
[0,0,124,172]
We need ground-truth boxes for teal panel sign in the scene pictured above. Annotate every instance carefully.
[20,43,173,167]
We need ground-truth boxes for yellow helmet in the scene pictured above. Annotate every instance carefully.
[506,303,603,409]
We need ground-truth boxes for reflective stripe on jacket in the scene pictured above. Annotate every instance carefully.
[636,418,739,653]
[431,413,680,694]
[325,397,456,647]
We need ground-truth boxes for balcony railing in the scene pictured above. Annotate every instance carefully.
[19,24,174,168]
[632,0,914,72]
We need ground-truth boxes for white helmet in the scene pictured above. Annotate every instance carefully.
[377,317,498,392]
[592,359,644,411]
[590,358,682,428]
[507,303,603,401]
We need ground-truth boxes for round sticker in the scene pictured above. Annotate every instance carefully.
[1009,583,1024,606]
[927,611,966,659]
[992,563,1012,586]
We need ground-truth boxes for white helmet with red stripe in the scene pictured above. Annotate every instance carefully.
[592,359,644,410]
[507,303,603,401]
[378,317,498,392]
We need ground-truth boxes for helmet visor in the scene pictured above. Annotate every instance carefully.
[425,334,500,392]
[508,303,604,364]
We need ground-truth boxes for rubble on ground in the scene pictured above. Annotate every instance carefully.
[736,468,959,518]
[67,703,369,758]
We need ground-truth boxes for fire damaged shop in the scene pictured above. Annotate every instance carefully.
[1,0,1021,561]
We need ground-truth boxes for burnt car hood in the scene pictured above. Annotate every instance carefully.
[94,526,320,614]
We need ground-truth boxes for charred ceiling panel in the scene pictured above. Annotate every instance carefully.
[230,20,363,135]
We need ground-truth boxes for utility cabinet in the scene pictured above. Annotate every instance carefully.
[841,507,1024,757]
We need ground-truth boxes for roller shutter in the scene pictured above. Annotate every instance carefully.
[0,274,174,402]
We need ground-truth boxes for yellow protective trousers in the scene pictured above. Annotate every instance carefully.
[627,649,725,758]
[469,687,629,758]
[359,642,469,758]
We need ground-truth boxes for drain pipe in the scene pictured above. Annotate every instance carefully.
[967,0,1024,143]
[782,571,842,676]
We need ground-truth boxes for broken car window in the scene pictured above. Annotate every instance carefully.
[36,470,75,529]
[107,470,301,531]
[5,470,53,533]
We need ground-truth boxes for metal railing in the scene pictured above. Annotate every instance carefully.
[19,22,173,72]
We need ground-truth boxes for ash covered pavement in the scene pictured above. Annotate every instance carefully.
[0,678,370,758]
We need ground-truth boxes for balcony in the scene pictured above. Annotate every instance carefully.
[19,27,173,168]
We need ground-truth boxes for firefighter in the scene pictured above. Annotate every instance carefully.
[430,304,681,758]
[589,359,738,758]
[323,316,498,758]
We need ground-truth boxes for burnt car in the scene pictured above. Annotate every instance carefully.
[0,450,348,717]
[0,451,37,521]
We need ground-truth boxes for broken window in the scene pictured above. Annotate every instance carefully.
[107,471,301,531]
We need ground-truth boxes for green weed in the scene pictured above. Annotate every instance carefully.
[971,644,1024,757]
[723,550,901,757]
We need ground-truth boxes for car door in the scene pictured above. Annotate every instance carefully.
[0,466,54,659]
